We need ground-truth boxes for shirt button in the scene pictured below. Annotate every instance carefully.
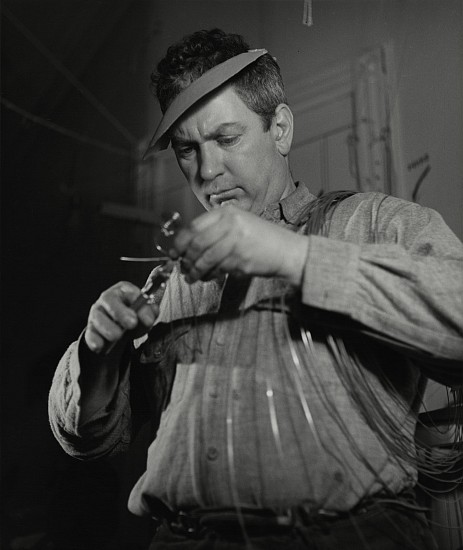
[334,471,344,483]
[215,334,225,345]
[206,446,219,461]
[153,347,163,359]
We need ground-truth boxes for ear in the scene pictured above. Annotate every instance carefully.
[271,103,293,156]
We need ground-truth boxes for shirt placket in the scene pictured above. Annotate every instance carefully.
[199,313,245,505]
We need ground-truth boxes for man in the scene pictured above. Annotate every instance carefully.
[49,29,463,549]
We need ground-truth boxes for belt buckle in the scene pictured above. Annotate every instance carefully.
[170,511,199,537]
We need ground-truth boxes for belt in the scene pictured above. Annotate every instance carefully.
[168,507,294,538]
[164,503,376,539]
[160,490,427,539]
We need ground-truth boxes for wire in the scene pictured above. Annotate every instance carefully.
[2,5,137,145]
[1,96,135,158]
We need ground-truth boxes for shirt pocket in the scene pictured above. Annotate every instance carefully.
[135,322,192,428]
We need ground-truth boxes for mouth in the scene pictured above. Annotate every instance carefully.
[209,189,238,208]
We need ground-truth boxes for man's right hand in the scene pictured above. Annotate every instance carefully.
[84,281,159,355]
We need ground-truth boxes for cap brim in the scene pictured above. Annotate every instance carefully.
[143,49,267,159]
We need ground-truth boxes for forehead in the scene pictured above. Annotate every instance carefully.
[171,84,259,139]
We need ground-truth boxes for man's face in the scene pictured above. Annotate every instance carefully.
[170,84,292,214]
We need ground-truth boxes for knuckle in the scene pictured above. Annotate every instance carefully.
[119,281,137,294]
[92,313,117,340]
[138,307,155,327]
[121,314,137,330]
[175,228,190,247]
[85,326,104,350]
[88,303,99,320]
[84,330,101,352]
[200,248,216,268]
[85,323,96,339]
[189,235,206,256]
[104,301,118,321]
[241,261,252,275]
[99,289,110,302]
[190,218,200,231]
[190,235,201,250]
[103,323,122,342]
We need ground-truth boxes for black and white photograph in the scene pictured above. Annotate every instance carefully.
[1,1,462,549]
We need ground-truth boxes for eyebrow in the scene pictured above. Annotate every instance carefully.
[171,122,246,146]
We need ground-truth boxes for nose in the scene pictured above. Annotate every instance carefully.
[199,143,223,183]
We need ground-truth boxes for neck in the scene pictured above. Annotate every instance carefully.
[278,163,296,201]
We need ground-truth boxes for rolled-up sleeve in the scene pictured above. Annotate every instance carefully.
[48,336,132,460]
[301,198,463,385]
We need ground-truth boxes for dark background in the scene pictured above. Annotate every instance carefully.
[1,2,161,548]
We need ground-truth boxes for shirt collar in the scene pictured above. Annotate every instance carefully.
[262,182,316,225]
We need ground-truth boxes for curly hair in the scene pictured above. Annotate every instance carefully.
[151,29,287,131]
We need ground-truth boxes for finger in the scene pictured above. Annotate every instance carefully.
[84,328,105,353]
[190,207,229,231]
[98,286,140,329]
[173,208,229,256]
[200,270,222,282]
[174,228,195,256]
[115,281,145,306]
[84,319,106,352]
[84,308,124,353]
[187,235,237,281]
[90,306,126,340]
[136,303,158,329]
[178,214,232,275]
[86,298,159,352]
[182,222,229,264]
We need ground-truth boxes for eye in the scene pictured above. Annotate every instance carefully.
[217,135,240,147]
[175,144,196,159]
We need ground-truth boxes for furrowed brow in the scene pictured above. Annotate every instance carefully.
[209,122,246,137]
[171,136,194,148]
[171,122,246,146]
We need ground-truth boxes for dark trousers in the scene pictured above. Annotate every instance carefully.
[148,504,438,550]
